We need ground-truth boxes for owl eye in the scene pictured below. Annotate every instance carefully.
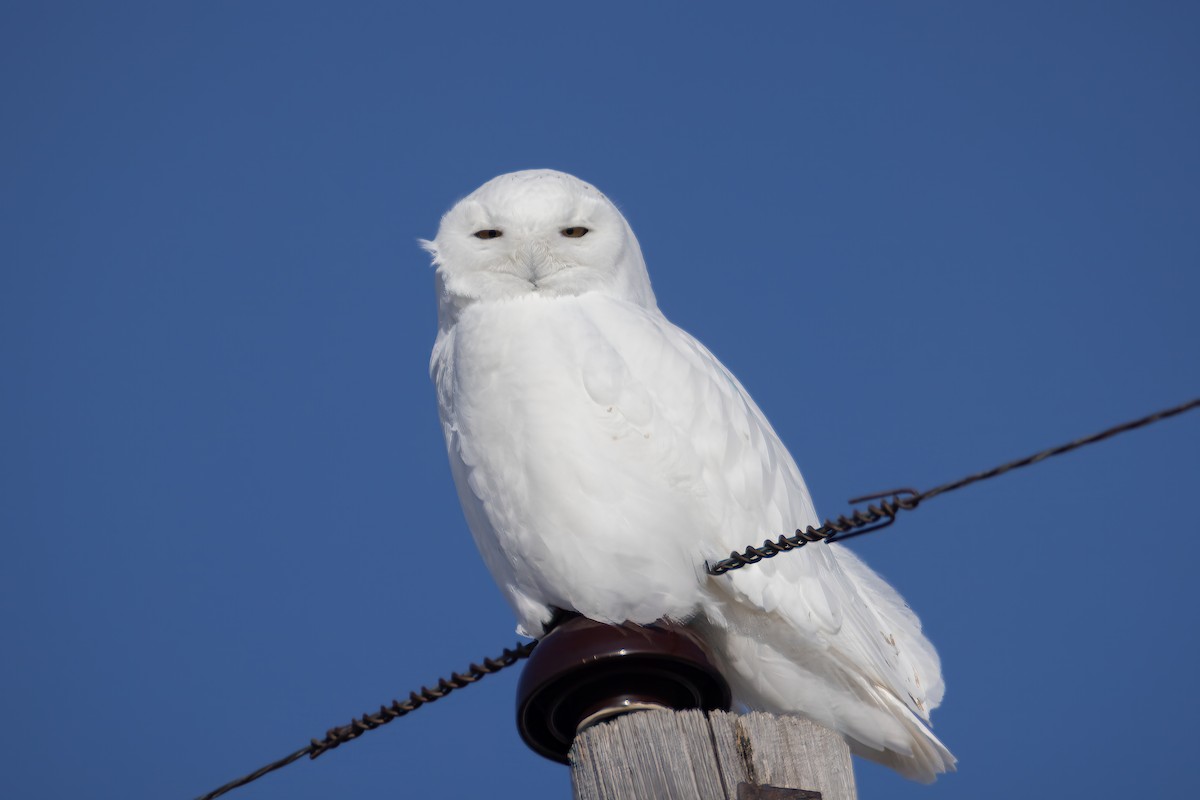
[560,227,589,238]
[473,229,503,239]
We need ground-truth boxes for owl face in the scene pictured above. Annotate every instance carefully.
[426,170,656,323]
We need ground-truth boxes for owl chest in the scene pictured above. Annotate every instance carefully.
[440,298,682,517]
[446,300,620,449]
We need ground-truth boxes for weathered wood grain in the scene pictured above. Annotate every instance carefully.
[569,710,856,800]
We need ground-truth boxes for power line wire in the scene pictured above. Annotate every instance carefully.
[193,396,1198,799]
[194,642,536,800]
[706,396,1200,574]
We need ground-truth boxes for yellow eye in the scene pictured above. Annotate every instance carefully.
[561,227,589,238]
[473,229,503,239]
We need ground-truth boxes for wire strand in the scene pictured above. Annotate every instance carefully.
[916,396,1200,503]
[706,397,1199,575]
[193,640,536,800]
[194,746,311,800]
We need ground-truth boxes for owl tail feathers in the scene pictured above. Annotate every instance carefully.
[849,684,957,783]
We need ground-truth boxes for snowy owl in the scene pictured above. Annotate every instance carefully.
[425,169,955,781]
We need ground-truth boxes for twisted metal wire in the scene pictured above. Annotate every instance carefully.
[193,641,536,800]
[194,396,1197,798]
[307,641,536,758]
[706,396,1200,575]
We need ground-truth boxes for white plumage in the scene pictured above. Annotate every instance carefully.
[425,169,955,781]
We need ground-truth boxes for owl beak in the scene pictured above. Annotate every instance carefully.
[516,240,554,285]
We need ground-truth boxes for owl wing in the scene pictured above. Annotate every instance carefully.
[573,295,953,780]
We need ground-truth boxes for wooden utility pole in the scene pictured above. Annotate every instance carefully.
[514,616,856,799]
[569,709,857,800]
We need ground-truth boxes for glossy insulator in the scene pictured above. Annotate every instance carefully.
[515,614,732,763]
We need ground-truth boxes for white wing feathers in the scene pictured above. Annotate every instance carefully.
[433,291,953,780]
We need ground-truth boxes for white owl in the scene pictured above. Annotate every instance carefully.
[424,170,954,781]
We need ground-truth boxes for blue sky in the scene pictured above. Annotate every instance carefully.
[2,3,1198,798]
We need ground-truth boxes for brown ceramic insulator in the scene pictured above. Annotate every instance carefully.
[515,614,732,763]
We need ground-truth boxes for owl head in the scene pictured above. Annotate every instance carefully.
[423,170,656,329]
